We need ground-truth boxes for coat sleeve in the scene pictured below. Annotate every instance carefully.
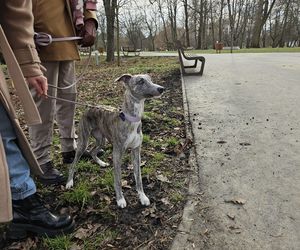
[0,0,43,78]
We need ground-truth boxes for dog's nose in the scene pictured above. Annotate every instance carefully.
[157,87,165,94]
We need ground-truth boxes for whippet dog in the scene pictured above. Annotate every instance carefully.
[66,74,165,208]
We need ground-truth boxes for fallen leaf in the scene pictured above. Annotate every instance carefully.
[201,228,209,235]
[157,174,171,183]
[227,213,235,220]
[127,164,134,170]
[70,243,82,250]
[103,195,112,204]
[225,198,246,205]
[122,180,131,189]
[229,225,241,230]
[74,228,90,239]
[161,197,171,205]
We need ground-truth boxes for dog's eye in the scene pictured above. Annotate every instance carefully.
[138,79,144,85]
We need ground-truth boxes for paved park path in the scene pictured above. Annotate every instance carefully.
[170,53,300,250]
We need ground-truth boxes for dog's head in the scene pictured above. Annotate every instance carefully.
[115,74,165,100]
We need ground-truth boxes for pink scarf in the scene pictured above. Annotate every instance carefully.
[71,0,97,30]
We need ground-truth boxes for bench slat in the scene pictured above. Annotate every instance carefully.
[121,47,141,56]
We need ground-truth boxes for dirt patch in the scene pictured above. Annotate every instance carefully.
[2,57,191,249]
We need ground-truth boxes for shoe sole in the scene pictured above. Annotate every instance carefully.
[37,176,66,186]
[7,220,75,240]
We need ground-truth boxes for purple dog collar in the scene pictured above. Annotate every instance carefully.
[119,112,141,123]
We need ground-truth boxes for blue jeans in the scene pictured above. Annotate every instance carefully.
[0,104,36,200]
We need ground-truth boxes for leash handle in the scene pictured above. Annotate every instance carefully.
[34,32,82,47]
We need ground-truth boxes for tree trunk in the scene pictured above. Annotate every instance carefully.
[251,0,276,48]
[116,6,120,66]
[218,0,225,42]
[278,0,291,47]
[210,0,215,48]
[183,0,190,47]
[103,0,117,62]
[197,0,204,49]
[156,0,169,46]
[227,0,234,53]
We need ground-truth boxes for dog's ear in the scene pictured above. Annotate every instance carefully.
[115,74,132,84]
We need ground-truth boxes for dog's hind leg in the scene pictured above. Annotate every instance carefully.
[132,146,150,206]
[113,144,126,208]
[66,118,91,189]
[90,129,109,167]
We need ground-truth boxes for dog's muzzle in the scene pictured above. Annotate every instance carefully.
[157,87,165,94]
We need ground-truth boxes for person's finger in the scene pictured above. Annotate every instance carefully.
[33,81,43,96]
[39,75,48,95]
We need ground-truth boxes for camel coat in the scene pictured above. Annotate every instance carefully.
[0,0,44,223]
[32,0,97,61]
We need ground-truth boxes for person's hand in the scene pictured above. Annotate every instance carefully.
[26,75,48,97]
[78,19,97,47]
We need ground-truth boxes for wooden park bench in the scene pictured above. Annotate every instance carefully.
[223,46,240,50]
[121,46,141,56]
[79,47,90,56]
[176,40,205,76]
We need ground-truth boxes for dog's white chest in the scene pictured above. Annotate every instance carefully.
[125,123,142,149]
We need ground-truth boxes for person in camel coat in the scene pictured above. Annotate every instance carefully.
[0,0,74,239]
[30,0,98,185]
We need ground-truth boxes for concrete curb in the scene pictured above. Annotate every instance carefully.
[170,75,202,250]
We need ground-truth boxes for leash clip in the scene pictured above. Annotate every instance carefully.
[34,32,53,47]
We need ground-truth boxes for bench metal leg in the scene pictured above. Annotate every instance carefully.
[184,59,198,69]
[182,59,205,76]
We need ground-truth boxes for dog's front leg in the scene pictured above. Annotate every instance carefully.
[113,145,126,208]
[132,146,150,206]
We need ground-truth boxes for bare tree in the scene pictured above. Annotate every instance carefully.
[251,0,276,48]
[142,4,159,51]
[150,0,170,46]
[238,0,252,48]
[121,11,145,49]
[189,0,209,49]
[208,0,216,47]
[182,0,190,47]
[218,0,225,42]
[226,0,234,51]
[96,8,107,49]
[103,0,117,62]
[278,0,292,47]
[98,0,298,52]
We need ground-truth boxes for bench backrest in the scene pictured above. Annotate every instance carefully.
[121,46,140,52]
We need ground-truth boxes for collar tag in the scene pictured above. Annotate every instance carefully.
[119,111,141,123]
[119,112,126,121]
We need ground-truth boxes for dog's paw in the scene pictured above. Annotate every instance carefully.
[96,159,109,167]
[139,193,150,206]
[65,179,74,189]
[117,197,127,208]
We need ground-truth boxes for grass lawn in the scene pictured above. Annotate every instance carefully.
[1,56,191,250]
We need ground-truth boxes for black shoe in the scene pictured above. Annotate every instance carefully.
[38,161,65,185]
[62,150,102,164]
[7,193,74,240]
